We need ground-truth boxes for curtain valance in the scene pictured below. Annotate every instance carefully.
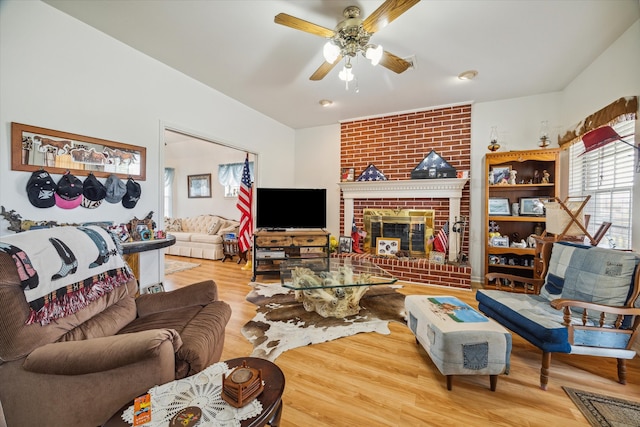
[558,96,637,149]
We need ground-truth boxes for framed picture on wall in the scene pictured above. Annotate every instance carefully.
[187,174,212,198]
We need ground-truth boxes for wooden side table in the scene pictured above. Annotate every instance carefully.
[223,238,248,264]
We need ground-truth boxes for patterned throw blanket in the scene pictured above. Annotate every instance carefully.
[0,226,134,325]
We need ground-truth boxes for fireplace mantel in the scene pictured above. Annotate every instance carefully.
[338,179,468,261]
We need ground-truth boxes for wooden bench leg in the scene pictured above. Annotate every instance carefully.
[540,351,551,390]
[490,375,498,391]
[617,359,627,385]
[446,375,453,391]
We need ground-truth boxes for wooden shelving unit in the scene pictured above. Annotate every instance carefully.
[484,149,559,289]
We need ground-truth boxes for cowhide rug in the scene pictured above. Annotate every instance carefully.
[241,282,406,361]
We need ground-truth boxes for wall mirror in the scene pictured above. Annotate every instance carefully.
[11,122,146,180]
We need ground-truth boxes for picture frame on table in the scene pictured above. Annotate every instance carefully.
[488,198,511,216]
[429,251,446,265]
[376,237,401,256]
[187,174,212,198]
[338,236,352,253]
[519,197,545,216]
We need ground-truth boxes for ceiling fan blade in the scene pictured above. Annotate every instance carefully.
[363,0,421,34]
[274,13,335,38]
[310,56,343,81]
[379,51,412,74]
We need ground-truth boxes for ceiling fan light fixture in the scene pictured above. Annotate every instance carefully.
[338,65,354,82]
[323,41,341,64]
[365,44,383,66]
[458,70,478,80]
[319,99,333,107]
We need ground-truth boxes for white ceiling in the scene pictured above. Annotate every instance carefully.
[44,0,639,130]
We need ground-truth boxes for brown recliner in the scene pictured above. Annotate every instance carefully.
[0,228,231,426]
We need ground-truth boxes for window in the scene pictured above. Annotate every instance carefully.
[218,162,253,198]
[568,120,635,249]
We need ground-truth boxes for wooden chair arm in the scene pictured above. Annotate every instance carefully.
[550,298,640,328]
[485,272,543,294]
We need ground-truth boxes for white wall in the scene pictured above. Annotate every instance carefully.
[0,1,295,287]
[294,124,341,237]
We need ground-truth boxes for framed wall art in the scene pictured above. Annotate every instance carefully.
[376,237,400,256]
[488,198,511,216]
[188,174,212,198]
[11,122,146,180]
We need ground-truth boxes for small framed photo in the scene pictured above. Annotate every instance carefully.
[429,251,446,265]
[490,166,511,185]
[519,197,545,216]
[376,237,401,255]
[491,236,510,247]
[488,198,511,216]
[338,236,352,253]
[187,174,212,198]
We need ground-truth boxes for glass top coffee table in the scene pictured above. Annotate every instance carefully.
[280,258,397,318]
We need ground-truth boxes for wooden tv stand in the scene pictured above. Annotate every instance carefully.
[252,229,330,282]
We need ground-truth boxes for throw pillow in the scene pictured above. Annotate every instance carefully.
[165,217,182,232]
[207,217,223,235]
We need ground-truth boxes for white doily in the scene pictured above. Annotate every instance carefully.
[122,362,263,426]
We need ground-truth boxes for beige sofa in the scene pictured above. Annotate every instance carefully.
[165,215,240,260]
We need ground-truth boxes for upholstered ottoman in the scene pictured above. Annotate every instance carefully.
[405,295,512,391]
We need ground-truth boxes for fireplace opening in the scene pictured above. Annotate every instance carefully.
[363,209,435,257]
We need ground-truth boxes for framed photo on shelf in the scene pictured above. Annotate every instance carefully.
[490,166,511,185]
[338,236,352,253]
[519,197,545,216]
[187,174,212,198]
[491,236,510,247]
[376,237,401,256]
[429,251,446,265]
[488,198,511,216]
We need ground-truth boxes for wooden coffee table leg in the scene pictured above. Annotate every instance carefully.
[446,375,453,391]
[490,375,498,391]
[268,399,283,426]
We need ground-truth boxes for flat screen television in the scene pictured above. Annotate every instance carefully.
[256,188,326,230]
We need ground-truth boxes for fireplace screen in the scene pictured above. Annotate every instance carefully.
[363,209,435,257]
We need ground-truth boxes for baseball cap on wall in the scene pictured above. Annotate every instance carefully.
[83,173,107,202]
[122,178,141,209]
[55,172,83,209]
[26,169,57,208]
[104,174,126,203]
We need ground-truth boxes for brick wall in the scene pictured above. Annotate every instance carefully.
[340,105,472,288]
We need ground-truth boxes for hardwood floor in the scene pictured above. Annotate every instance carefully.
[163,255,640,427]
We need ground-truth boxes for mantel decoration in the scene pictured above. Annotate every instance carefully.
[411,150,457,179]
[11,122,146,181]
[356,164,387,181]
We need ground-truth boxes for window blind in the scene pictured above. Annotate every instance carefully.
[568,120,635,249]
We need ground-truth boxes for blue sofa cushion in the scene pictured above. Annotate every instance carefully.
[476,290,570,353]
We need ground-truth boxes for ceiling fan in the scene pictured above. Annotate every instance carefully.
[274,0,420,81]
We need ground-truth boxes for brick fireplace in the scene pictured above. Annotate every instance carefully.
[336,104,472,289]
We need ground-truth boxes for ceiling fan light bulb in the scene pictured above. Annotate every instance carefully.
[339,66,354,82]
[365,44,383,66]
[323,41,341,64]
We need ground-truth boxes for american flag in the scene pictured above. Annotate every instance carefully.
[236,154,253,253]
[433,221,449,253]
